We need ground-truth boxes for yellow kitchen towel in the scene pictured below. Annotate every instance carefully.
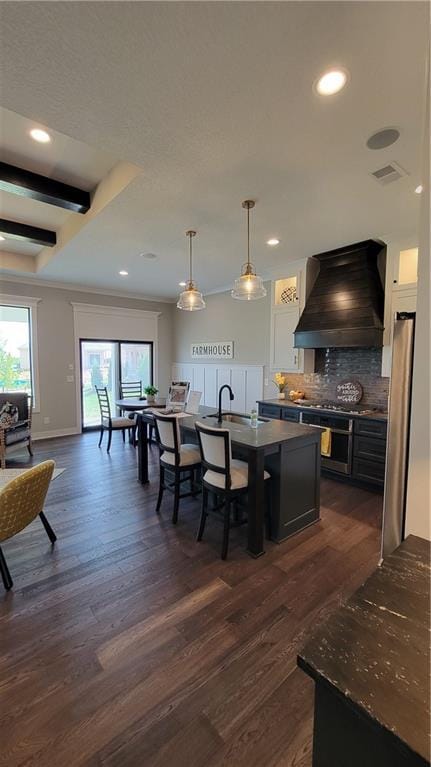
[321,428,332,457]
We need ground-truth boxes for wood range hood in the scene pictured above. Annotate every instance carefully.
[294,239,386,349]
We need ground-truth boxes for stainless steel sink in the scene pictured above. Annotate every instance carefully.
[202,412,268,426]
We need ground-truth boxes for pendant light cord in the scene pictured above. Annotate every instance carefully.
[247,205,250,267]
[189,233,192,284]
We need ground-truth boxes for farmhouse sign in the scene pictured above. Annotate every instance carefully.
[335,380,363,405]
[191,341,234,360]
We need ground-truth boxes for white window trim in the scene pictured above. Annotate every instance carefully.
[0,294,41,413]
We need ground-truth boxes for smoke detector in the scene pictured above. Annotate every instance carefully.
[370,161,408,186]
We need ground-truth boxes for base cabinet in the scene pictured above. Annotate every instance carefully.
[311,682,425,767]
[258,402,387,490]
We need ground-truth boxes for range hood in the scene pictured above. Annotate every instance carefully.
[294,239,385,349]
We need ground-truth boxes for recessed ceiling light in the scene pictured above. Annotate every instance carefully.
[0,235,5,242]
[179,281,186,287]
[119,270,128,276]
[30,128,51,143]
[315,69,348,96]
[415,185,423,194]
[267,238,280,246]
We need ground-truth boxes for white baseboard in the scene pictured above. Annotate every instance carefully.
[32,427,81,441]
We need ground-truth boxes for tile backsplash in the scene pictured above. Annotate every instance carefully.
[282,347,389,410]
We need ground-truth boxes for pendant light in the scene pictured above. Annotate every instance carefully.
[231,200,267,300]
[177,230,206,311]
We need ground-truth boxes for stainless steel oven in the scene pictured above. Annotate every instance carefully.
[299,411,353,475]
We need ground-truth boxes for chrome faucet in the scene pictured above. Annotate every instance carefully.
[217,385,234,423]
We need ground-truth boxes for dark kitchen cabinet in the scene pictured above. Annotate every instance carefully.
[352,457,386,485]
[353,435,387,462]
[259,403,282,419]
[355,419,387,439]
[352,420,387,489]
[281,408,300,423]
[258,402,387,491]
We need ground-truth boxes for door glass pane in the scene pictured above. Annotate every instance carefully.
[81,341,116,427]
[120,343,152,388]
[0,305,32,397]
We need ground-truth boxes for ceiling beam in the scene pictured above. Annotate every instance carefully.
[0,162,91,214]
[0,218,56,247]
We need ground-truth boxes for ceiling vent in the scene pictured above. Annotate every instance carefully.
[140,252,157,260]
[371,161,408,186]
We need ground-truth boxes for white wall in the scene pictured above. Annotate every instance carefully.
[173,282,274,398]
[0,279,173,437]
[405,63,431,541]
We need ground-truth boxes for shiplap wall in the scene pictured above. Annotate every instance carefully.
[172,363,264,413]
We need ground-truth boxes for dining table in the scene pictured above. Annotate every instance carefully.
[114,397,167,444]
[135,406,321,559]
[114,397,166,412]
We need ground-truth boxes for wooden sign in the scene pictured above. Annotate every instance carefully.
[191,341,234,360]
[335,380,363,405]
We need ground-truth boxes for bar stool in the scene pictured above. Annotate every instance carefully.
[153,413,201,524]
[195,421,271,560]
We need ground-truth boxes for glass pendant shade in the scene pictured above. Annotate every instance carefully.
[232,200,266,301]
[177,280,206,311]
[177,230,205,311]
[231,263,267,300]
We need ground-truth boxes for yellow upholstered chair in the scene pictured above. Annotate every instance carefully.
[0,460,57,590]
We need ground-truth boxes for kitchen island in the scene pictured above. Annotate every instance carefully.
[136,407,321,557]
[297,535,430,767]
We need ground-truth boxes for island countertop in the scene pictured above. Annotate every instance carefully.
[298,535,431,764]
[179,409,321,451]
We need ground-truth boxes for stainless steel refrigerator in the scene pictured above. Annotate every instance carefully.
[381,312,416,558]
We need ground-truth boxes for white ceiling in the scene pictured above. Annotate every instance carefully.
[0,1,428,299]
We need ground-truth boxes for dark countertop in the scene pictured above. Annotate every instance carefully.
[298,535,431,763]
[179,408,321,451]
[258,398,388,421]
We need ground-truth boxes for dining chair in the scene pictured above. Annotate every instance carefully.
[153,413,201,524]
[0,460,57,590]
[195,421,271,560]
[119,380,150,443]
[120,381,142,399]
[95,386,134,452]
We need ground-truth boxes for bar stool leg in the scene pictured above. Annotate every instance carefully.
[221,497,232,560]
[172,472,180,525]
[197,486,208,541]
[156,465,165,512]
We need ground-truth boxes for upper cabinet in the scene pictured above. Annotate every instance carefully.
[381,244,418,377]
[393,247,418,291]
[270,269,313,372]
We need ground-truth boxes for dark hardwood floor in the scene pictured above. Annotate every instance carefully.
[0,432,383,767]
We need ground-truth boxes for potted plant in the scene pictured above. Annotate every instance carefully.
[144,385,158,404]
[273,373,287,400]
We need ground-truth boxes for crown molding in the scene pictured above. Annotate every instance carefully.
[0,272,172,304]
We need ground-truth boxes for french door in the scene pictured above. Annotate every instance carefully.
[80,339,153,429]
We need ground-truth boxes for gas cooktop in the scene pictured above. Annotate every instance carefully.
[296,401,381,416]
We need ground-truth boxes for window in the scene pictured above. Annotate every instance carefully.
[0,296,40,411]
